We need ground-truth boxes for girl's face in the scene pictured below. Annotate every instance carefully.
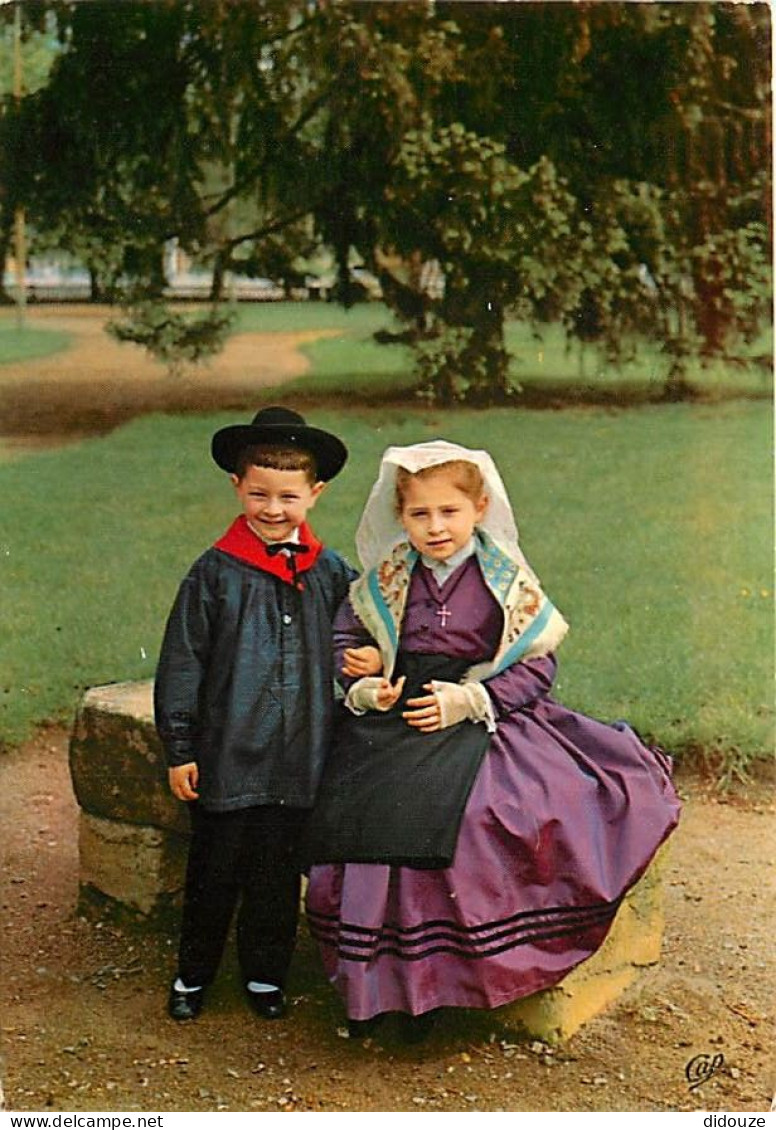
[399,471,488,561]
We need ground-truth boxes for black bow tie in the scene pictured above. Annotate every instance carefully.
[266,542,309,557]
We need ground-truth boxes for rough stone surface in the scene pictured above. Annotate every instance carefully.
[499,845,668,1042]
[78,811,189,918]
[69,680,188,836]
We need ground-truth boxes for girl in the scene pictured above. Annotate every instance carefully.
[303,441,680,1041]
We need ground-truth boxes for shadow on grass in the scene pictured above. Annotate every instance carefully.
[281,376,773,415]
[0,372,771,444]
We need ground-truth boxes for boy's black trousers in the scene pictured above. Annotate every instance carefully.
[177,803,308,991]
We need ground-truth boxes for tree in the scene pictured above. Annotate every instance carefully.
[1,1,770,399]
[1,3,196,298]
[0,7,61,303]
[106,299,235,377]
[376,126,584,403]
[433,1,772,384]
[1,1,330,297]
[304,4,585,400]
[306,1,771,398]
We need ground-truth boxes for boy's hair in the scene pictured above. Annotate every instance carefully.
[233,443,318,483]
[394,460,485,514]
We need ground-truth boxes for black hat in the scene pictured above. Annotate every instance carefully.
[211,406,347,481]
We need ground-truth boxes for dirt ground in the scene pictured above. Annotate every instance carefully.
[1,731,773,1114]
[0,307,774,1113]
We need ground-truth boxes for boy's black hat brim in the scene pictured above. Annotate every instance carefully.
[211,406,347,481]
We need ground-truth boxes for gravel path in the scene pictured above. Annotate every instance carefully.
[1,731,773,1113]
[0,305,338,453]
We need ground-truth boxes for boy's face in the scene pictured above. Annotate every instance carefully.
[231,464,325,543]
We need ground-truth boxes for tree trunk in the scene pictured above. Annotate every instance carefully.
[210,251,226,302]
[463,302,513,404]
[88,265,106,303]
[0,220,14,304]
[662,298,697,401]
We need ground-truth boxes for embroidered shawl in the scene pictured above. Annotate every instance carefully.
[349,529,568,683]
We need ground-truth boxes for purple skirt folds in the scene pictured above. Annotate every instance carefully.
[305,698,680,1020]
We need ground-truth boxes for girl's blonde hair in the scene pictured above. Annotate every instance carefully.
[394,460,486,515]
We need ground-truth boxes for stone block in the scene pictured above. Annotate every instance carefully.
[78,811,188,918]
[498,844,668,1042]
[70,680,188,836]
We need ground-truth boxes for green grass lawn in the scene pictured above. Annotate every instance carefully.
[505,321,773,395]
[1,400,771,773]
[290,315,773,402]
[286,320,769,409]
[231,301,393,335]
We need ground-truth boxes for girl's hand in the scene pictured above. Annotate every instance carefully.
[404,680,494,731]
[376,675,406,710]
[342,646,383,678]
[169,762,199,802]
[402,685,442,733]
[345,675,406,714]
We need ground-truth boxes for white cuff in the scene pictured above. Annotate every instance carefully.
[429,680,496,732]
[345,676,391,715]
[469,682,497,732]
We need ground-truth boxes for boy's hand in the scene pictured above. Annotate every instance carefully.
[169,762,199,802]
[342,646,383,678]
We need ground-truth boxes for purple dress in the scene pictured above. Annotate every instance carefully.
[305,558,680,1021]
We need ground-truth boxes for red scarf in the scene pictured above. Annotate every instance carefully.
[214,516,323,588]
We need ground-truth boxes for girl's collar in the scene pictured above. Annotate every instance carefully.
[419,536,477,585]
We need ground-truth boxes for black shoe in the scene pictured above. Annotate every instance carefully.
[246,987,287,1020]
[167,982,205,1022]
[398,1010,437,1044]
[347,1015,384,1039]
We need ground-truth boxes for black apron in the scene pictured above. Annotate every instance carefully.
[303,652,490,869]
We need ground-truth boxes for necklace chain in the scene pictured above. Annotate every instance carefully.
[417,560,470,629]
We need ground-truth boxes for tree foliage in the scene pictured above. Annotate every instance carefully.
[417,2,772,389]
[309,1,772,398]
[381,127,583,402]
[106,301,235,377]
[0,7,61,301]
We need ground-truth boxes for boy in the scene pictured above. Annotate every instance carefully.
[154,406,355,1022]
